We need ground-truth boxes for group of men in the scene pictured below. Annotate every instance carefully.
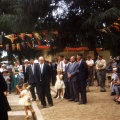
[54,54,107,104]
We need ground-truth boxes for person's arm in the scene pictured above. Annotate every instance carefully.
[12,67,19,74]
[0,72,7,92]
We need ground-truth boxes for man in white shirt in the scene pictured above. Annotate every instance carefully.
[96,55,106,92]
[86,55,94,86]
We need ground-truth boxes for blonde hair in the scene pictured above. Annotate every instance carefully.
[23,83,31,90]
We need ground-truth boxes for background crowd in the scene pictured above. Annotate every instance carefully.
[1,54,120,108]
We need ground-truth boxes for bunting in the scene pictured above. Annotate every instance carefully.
[42,30,48,36]
[32,32,41,40]
[17,43,21,50]
[5,34,17,43]
[26,34,32,38]
[27,42,31,48]
[0,35,2,44]
[12,44,15,51]
[99,17,120,33]
[51,31,58,35]
[19,33,25,40]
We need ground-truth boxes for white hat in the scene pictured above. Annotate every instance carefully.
[24,59,29,63]
[2,69,8,73]
[34,60,38,63]
[1,64,6,67]
[113,68,117,71]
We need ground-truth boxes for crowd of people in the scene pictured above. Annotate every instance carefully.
[1,54,120,119]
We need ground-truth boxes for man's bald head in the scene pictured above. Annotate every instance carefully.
[39,56,45,63]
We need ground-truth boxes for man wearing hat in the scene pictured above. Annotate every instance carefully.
[0,64,7,72]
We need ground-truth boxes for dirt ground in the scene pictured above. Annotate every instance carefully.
[37,85,120,120]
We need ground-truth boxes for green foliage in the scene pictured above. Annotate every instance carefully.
[0,0,51,33]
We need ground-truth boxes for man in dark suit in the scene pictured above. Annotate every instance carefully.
[63,58,70,99]
[22,59,29,83]
[77,53,88,104]
[51,59,57,86]
[26,59,39,101]
[0,72,11,120]
[67,56,79,102]
[36,56,53,108]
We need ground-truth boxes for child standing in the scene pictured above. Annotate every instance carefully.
[19,83,34,119]
[55,70,65,99]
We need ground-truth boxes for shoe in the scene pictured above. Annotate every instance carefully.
[110,92,116,96]
[74,99,79,102]
[100,89,106,92]
[79,102,86,105]
[41,105,46,109]
[25,116,29,119]
[49,104,53,107]
[56,96,60,99]
[68,99,74,101]
[61,96,64,99]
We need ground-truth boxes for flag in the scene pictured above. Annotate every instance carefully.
[6,44,9,51]
[33,32,41,40]
[42,30,48,36]
[26,34,32,38]
[51,31,58,35]
[17,43,21,50]
[12,44,15,51]
[0,35,2,44]
[37,40,41,45]
[19,33,25,40]
[27,42,31,48]
[5,34,17,43]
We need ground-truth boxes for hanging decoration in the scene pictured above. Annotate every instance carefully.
[5,34,17,43]
[51,31,58,35]
[26,34,32,38]
[27,42,31,48]
[1,30,60,51]
[99,17,120,33]
[12,44,15,51]
[17,43,21,50]
[0,35,3,44]
[19,33,26,40]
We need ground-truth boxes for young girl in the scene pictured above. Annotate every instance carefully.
[55,70,65,99]
[19,83,34,119]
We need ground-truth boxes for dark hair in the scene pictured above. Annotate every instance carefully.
[98,55,102,58]
[87,55,91,58]
[77,53,83,57]
[65,58,69,61]
[58,54,64,58]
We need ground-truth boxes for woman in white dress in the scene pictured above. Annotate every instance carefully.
[55,70,65,99]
